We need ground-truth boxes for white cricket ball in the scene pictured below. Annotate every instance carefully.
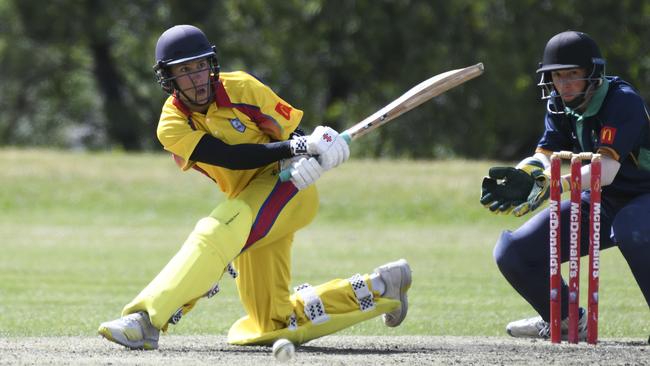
[272,338,295,362]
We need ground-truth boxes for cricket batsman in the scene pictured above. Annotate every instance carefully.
[97,24,412,350]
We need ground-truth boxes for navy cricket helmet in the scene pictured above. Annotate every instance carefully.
[536,31,606,112]
[153,25,219,94]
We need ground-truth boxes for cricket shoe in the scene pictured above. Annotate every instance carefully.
[506,307,587,340]
[374,259,412,327]
[98,312,160,350]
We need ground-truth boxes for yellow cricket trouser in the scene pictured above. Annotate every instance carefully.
[121,165,398,341]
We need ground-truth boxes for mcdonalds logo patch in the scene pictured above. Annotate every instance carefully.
[600,126,616,145]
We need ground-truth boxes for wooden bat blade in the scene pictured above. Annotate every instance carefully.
[344,62,484,141]
[279,63,484,182]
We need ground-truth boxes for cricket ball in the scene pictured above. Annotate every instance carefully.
[272,338,295,362]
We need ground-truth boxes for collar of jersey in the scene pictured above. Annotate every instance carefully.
[564,78,610,122]
[172,76,223,118]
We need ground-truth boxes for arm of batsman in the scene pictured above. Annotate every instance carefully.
[289,126,350,171]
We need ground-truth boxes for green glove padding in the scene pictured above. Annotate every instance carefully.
[480,157,549,216]
[511,172,551,217]
[480,167,534,214]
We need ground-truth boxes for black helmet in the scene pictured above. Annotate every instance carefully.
[537,31,603,73]
[153,25,219,94]
[536,31,606,113]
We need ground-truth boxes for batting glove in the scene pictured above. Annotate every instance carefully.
[289,126,350,171]
[289,157,323,190]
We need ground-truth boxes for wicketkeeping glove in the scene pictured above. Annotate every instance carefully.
[480,167,534,214]
[511,173,551,217]
[480,157,546,215]
[510,157,551,217]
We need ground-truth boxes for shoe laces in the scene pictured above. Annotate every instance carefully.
[538,322,551,338]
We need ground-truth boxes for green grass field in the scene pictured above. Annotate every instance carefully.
[0,149,647,339]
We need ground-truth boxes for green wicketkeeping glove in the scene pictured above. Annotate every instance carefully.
[511,173,551,216]
[480,167,534,214]
[480,157,547,215]
[511,157,550,217]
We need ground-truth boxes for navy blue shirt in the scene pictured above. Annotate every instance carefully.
[537,77,650,196]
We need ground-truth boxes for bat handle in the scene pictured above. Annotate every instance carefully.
[278,131,353,182]
[279,166,293,182]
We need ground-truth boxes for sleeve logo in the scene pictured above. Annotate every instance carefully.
[275,102,292,120]
[600,126,616,145]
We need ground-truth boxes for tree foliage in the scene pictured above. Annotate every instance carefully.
[2,0,650,159]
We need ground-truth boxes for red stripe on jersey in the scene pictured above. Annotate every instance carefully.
[172,95,192,117]
[215,80,283,139]
[242,180,298,250]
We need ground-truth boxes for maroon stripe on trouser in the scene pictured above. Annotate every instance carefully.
[242,180,298,251]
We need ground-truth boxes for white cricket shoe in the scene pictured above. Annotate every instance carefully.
[506,307,587,340]
[98,312,160,350]
[374,259,412,327]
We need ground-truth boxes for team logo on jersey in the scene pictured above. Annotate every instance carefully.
[230,118,246,133]
[275,102,292,120]
[600,126,616,145]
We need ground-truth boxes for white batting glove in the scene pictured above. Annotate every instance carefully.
[289,126,350,171]
[289,157,323,190]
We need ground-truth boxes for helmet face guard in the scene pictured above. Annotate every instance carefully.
[538,58,605,114]
[153,25,220,104]
[535,31,605,114]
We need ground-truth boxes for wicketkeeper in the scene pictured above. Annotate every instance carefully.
[480,30,650,340]
[97,25,412,350]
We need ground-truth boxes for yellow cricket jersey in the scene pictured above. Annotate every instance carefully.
[157,71,304,197]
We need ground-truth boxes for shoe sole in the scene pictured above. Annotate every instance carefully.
[384,259,412,327]
[98,326,157,350]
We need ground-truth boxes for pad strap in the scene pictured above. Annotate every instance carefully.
[288,312,298,331]
[294,283,330,324]
[205,283,220,298]
[204,262,237,299]
[348,274,376,312]
[169,308,183,325]
[226,263,238,278]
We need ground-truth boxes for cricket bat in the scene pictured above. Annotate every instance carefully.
[280,62,484,181]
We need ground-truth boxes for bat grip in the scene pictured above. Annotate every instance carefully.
[279,166,293,182]
[278,132,353,182]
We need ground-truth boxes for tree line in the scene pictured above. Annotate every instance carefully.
[2,0,649,160]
